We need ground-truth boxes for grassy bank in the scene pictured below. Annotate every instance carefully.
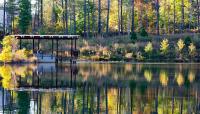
[77,33,200,62]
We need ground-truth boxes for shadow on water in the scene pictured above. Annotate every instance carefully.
[0,63,199,113]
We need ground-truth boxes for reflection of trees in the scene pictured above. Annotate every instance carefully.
[176,72,184,86]
[0,66,13,89]
[0,65,35,89]
[0,83,199,113]
[17,91,30,114]
[0,63,200,113]
[144,69,152,82]
[188,70,195,83]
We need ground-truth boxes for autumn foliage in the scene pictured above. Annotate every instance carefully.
[0,35,30,63]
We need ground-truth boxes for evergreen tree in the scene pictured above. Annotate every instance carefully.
[19,0,32,34]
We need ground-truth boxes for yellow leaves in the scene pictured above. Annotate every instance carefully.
[0,35,30,63]
[0,65,12,80]
[0,46,12,63]
[144,42,153,54]
[160,39,169,55]
[1,35,15,47]
[177,39,185,52]
[188,43,196,57]
[159,70,168,86]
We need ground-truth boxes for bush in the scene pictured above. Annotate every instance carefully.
[80,47,96,56]
[110,54,123,61]
[130,32,137,43]
[184,36,192,47]
[160,39,169,55]
[139,28,148,37]
[0,35,29,63]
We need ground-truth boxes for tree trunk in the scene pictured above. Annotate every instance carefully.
[120,0,123,34]
[106,0,110,34]
[61,0,65,30]
[131,0,134,32]
[156,0,160,35]
[37,0,40,28]
[92,0,95,37]
[197,0,200,32]
[173,0,176,34]
[65,0,68,34]
[98,0,101,34]
[181,0,184,32]
[84,0,87,37]
[164,0,166,34]
[118,0,120,34]
[87,0,90,37]
[73,0,76,34]
[3,0,5,34]
[167,5,170,34]
[40,0,43,26]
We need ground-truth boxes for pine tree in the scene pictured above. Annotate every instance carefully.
[19,0,32,34]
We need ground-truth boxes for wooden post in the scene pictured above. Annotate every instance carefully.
[33,39,35,52]
[52,39,54,59]
[71,39,73,63]
[38,39,40,50]
[19,39,22,49]
[75,38,77,50]
[56,39,58,63]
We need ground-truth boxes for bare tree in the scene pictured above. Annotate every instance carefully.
[106,0,110,34]
[98,0,101,34]
[156,0,160,35]
[173,0,176,34]
[118,0,121,34]
[84,0,87,37]
[72,0,76,34]
[87,0,90,37]
[197,0,200,31]
[181,0,185,32]
[65,0,68,34]
[120,0,123,33]
[131,0,135,32]
[40,0,43,26]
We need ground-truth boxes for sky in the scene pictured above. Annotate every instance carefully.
[0,0,3,5]
[0,0,37,4]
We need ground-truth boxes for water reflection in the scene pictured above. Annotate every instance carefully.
[0,63,200,114]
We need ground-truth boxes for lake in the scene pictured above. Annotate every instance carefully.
[0,63,199,114]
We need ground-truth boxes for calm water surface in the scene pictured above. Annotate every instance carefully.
[0,63,199,114]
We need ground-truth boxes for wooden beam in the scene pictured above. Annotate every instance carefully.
[14,35,79,39]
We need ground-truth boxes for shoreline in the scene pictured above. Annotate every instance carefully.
[1,60,200,65]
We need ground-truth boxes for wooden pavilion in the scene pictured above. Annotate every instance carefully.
[14,35,79,63]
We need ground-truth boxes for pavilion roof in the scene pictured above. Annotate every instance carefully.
[14,35,79,39]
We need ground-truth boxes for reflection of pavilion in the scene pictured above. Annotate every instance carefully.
[17,63,78,90]
[0,88,18,113]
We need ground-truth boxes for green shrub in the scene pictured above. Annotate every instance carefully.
[130,32,137,43]
[139,28,148,37]
[110,54,123,61]
[184,36,192,47]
